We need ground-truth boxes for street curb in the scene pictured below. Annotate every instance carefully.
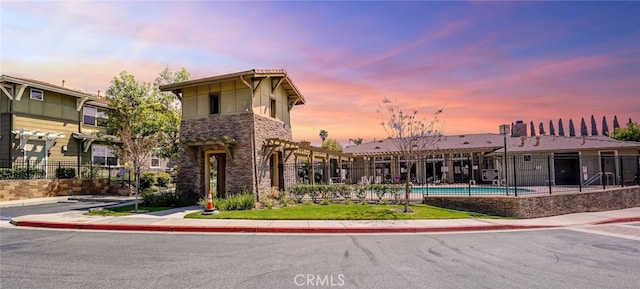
[8,220,558,234]
[589,217,640,225]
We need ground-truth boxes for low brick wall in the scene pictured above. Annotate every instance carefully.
[0,179,131,202]
[424,186,640,218]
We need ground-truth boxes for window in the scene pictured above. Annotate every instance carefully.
[30,89,43,101]
[210,93,220,114]
[270,98,276,118]
[523,155,532,162]
[83,105,108,127]
[151,156,160,167]
[92,145,117,166]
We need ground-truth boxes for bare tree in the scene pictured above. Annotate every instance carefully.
[378,98,444,213]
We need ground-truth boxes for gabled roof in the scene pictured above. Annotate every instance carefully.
[158,69,305,107]
[343,133,508,156]
[490,135,640,154]
[343,133,640,156]
[0,74,101,100]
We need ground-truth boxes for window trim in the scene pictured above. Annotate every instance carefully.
[91,144,118,166]
[83,105,108,127]
[30,88,43,101]
[150,156,160,168]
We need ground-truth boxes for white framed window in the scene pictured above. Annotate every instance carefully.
[83,105,108,127]
[151,156,160,167]
[30,88,43,101]
[523,154,532,162]
[92,145,118,166]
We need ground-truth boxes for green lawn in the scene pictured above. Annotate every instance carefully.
[85,205,173,216]
[184,203,503,220]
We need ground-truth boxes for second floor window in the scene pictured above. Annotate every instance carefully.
[30,89,43,101]
[210,93,220,114]
[83,105,108,127]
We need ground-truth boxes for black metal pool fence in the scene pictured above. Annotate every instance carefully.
[277,155,640,197]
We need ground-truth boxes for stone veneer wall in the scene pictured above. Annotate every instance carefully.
[0,179,130,201]
[177,113,256,201]
[253,114,294,200]
[424,186,640,218]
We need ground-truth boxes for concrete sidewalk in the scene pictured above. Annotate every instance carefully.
[6,200,640,233]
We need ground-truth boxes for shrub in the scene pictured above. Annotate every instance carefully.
[139,171,156,190]
[80,167,100,179]
[12,167,46,179]
[156,172,171,187]
[0,169,14,180]
[213,193,255,211]
[55,167,76,179]
[287,184,307,203]
[142,189,190,207]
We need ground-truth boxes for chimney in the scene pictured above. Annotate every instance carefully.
[582,136,586,145]
[62,80,65,87]
[535,135,540,146]
[520,136,526,146]
[97,90,100,97]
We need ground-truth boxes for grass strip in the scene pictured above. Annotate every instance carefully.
[85,205,173,216]
[185,203,503,220]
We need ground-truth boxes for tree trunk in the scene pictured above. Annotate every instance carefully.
[404,162,413,213]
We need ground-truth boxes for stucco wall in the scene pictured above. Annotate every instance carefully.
[424,186,640,218]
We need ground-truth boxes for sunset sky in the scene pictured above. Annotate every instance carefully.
[2,1,639,146]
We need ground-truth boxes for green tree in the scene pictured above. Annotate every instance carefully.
[152,66,190,159]
[321,139,343,151]
[611,122,640,142]
[319,130,328,143]
[350,138,363,145]
[378,98,444,213]
[106,68,189,211]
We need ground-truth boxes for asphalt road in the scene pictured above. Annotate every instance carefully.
[1,225,639,289]
[0,201,118,219]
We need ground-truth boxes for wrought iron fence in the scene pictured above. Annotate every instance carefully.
[0,159,133,186]
[278,155,640,200]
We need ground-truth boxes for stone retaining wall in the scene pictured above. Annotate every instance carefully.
[424,186,640,218]
[0,179,130,202]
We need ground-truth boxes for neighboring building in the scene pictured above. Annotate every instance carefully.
[160,69,308,200]
[343,129,640,187]
[0,75,170,177]
[1,75,115,167]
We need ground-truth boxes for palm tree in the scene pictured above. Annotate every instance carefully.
[319,130,328,143]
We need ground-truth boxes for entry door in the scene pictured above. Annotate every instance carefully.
[206,152,226,199]
[600,152,616,185]
[270,151,284,191]
[554,153,580,185]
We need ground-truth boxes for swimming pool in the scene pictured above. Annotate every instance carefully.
[411,186,535,195]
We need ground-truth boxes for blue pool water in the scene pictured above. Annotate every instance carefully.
[411,186,535,195]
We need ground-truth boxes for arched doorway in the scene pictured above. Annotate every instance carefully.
[205,150,226,198]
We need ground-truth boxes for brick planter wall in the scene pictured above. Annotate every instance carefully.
[0,179,131,202]
[424,186,640,218]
